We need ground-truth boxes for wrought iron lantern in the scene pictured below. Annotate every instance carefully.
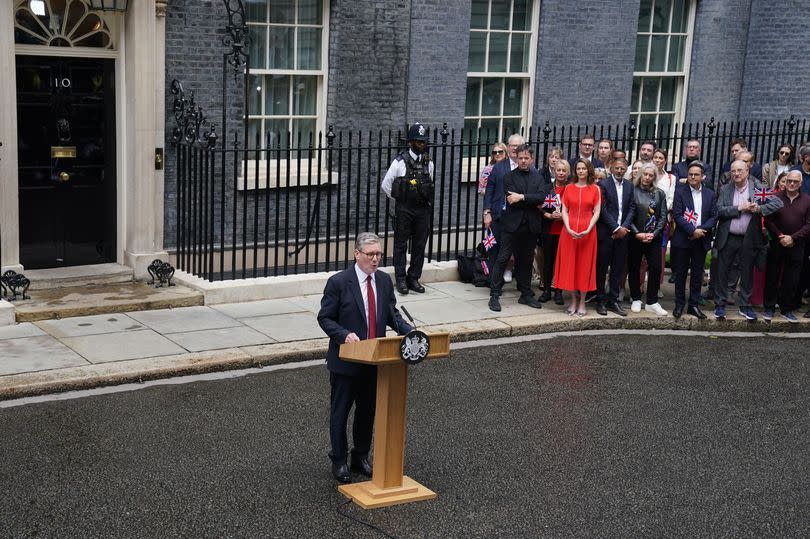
[88,0,129,11]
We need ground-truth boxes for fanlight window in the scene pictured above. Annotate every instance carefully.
[15,0,115,49]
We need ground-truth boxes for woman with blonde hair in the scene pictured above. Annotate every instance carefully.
[477,142,509,195]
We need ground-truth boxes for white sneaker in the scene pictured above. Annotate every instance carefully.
[504,270,513,283]
[645,302,668,316]
[631,300,642,313]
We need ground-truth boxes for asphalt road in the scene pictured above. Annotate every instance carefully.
[1,334,808,538]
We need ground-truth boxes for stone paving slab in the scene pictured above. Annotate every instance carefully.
[128,306,243,335]
[426,280,519,300]
[0,323,47,341]
[210,298,306,319]
[241,312,326,342]
[285,294,326,313]
[61,330,187,363]
[0,336,88,376]
[165,326,273,352]
[35,313,145,338]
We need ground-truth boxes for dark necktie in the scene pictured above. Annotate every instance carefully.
[366,275,376,339]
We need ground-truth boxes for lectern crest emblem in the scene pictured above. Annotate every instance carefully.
[400,330,430,365]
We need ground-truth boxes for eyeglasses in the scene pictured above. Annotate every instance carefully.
[779,150,791,155]
[492,150,505,155]
[358,250,382,259]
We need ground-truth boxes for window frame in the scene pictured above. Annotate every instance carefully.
[464,0,540,139]
[630,0,696,135]
[245,0,330,151]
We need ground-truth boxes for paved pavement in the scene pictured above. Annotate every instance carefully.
[1,335,807,537]
[1,278,809,399]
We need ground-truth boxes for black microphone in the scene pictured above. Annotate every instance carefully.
[400,306,417,327]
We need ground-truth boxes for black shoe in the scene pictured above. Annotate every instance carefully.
[553,290,564,305]
[396,280,409,295]
[350,457,373,477]
[668,274,676,284]
[539,290,552,303]
[406,279,425,293]
[332,462,351,483]
[673,306,683,319]
[606,301,627,316]
[687,305,707,320]
[596,302,607,316]
[805,309,810,318]
[488,296,501,312]
[585,291,597,303]
[518,295,542,309]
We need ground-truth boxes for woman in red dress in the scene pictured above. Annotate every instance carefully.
[554,159,601,316]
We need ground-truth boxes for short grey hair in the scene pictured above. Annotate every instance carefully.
[355,232,382,251]
[800,145,810,159]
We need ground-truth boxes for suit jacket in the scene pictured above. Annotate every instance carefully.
[714,178,784,252]
[318,265,412,376]
[499,167,544,234]
[671,183,717,251]
[672,159,714,189]
[597,175,636,238]
[483,159,512,222]
[538,167,554,187]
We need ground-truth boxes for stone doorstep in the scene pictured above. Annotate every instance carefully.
[22,263,135,289]
[0,316,806,401]
[174,260,459,305]
[11,282,204,323]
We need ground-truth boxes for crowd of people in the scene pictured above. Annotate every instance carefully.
[480,133,810,321]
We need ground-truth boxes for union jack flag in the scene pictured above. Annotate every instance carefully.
[480,260,490,276]
[753,187,778,204]
[483,229,497,251]
[542,193,558,209]
[683,208,699,226]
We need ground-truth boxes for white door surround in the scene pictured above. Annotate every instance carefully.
[0,0,169,280]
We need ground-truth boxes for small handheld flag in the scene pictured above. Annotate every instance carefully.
[683,208,699,226]
[543,193,558,209]
[483,229,497,251]
[753,187,777,204]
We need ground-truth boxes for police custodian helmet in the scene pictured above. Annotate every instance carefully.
[407,123,429,142]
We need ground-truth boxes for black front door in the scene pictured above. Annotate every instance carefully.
[16,55,116,269]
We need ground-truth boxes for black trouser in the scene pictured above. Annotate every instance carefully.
[329,370,376,465]
[765,240,805,313]
[716,234,755,308]
[486,220,502,277]
[628,237,662,304]
[490,223,535,298]
[393,203,431,283]
[792,242,810,307]
[672,243,707,309]
[542,232,561,292]
[596,231,629,303]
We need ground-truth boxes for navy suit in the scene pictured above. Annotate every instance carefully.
[317,265,412,464]
[672,159,714,190]
[671,184,717,308]
[596,175,636,303]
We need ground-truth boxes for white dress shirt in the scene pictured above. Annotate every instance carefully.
[690,186,703,225]
[354,264,377,325]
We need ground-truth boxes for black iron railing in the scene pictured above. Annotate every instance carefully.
[172,117,810,281]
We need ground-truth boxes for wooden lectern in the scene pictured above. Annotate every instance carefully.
[337,332,450,509]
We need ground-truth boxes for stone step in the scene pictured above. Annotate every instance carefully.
[22,263,135,289]
[12,281,204,323]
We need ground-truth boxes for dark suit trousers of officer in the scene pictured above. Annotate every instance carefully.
[393,203,430,282]
[765,240,805,313]
[716,234,755,307]
[596,231,628,302]
[329,369,376,465]
[490,223,534,298]
[672,243,707,308]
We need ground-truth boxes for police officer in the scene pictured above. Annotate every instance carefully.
[381,123,435,294]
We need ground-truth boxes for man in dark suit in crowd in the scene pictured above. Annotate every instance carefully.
[672,138,714,188]
[488,145,544,312]
[568,133,604,171]
[483,134,530,282]
[595,158,635,316]
[714,160,783,321]
[671,161,717,319]
[317,232,412,483]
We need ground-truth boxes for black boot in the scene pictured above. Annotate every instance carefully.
[396,280,409,295]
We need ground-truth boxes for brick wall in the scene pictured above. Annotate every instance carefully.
[684,0,752,123]
[532,0,640,126]
[738,0,810,120]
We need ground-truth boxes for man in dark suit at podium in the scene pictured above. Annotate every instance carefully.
[317,232,412,483]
